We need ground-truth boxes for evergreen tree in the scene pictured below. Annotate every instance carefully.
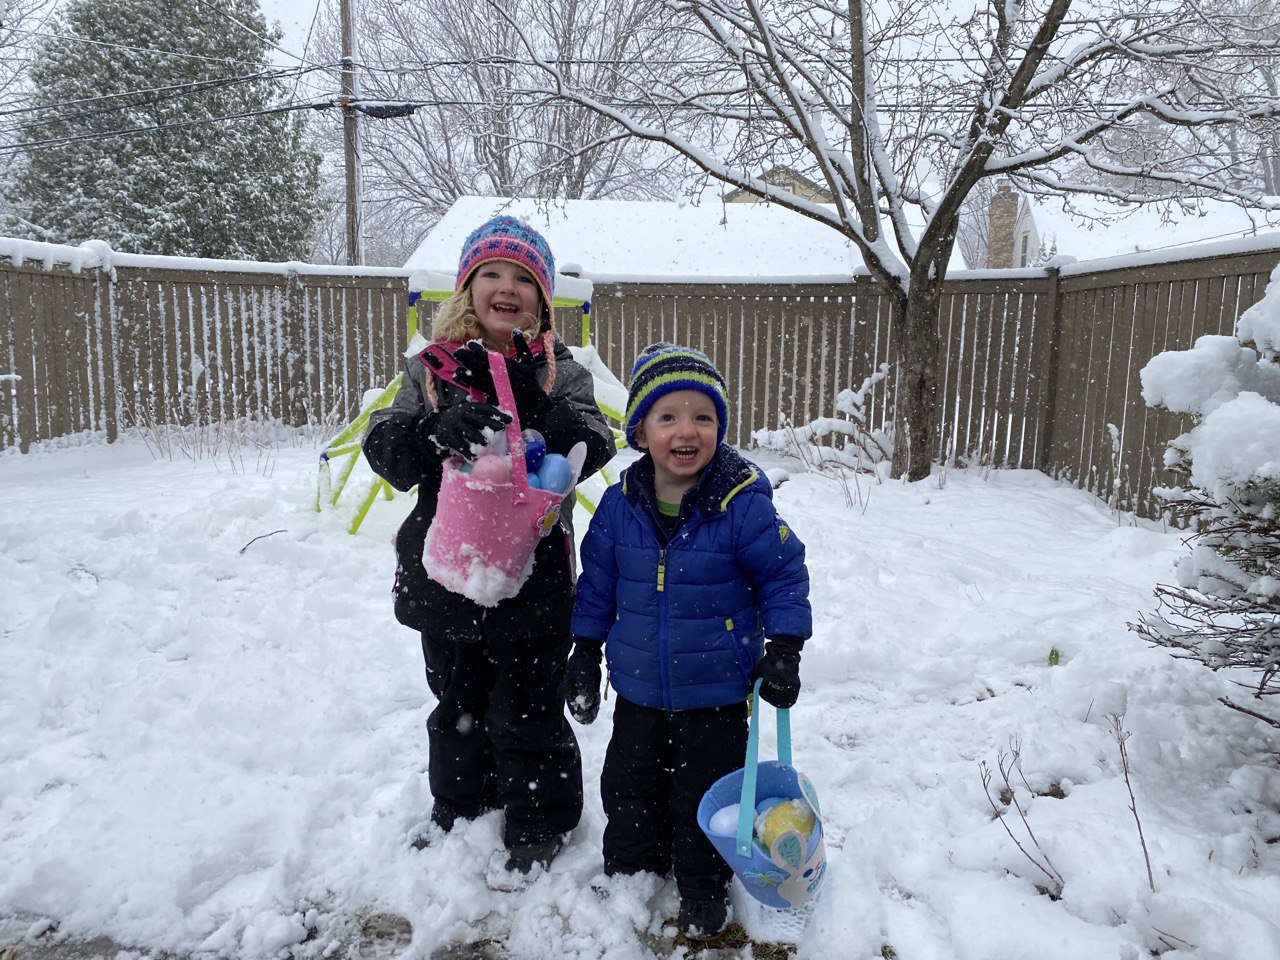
[13,0,320,260]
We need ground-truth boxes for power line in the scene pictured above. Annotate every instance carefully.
[7,26,306,69]
[0,98,331,155]
[3,86,1266,155]
[0,64,330,128]
[312,93,1279,119]
[290,0,326,101]
[356,49,1280,74]
[190,0,318,67]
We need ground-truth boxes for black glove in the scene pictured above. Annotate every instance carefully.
[565,639,603,724]
[750,636,804,709]
[421,401,510,460]
[445,340,498,403]
[506,329,550,418]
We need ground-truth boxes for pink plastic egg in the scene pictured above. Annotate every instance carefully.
[471,454,511,484]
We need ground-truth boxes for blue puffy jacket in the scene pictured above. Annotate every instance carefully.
[573,446,812,711]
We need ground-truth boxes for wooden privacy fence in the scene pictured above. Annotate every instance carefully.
[3,237,1278,519]
[0,251,410,448]
[0,242,589,455]
[587,241,1280,518]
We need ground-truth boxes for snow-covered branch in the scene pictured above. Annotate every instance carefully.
[493,0,1280,480]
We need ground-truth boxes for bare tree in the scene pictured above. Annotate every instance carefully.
[0,0,56,104]
[956,178,996,270]
[505,0,1280,480]
[0,0,58,229]
[307,0,702,264]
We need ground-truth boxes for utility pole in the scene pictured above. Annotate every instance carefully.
[340,0,364,266]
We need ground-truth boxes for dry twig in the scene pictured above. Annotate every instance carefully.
[979,739,1065,894]
[1108,714,1155,893]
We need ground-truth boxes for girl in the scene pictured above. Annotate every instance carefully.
[363,216,615,874]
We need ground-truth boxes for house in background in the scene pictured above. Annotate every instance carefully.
[409,190,1280,286]
[985,181,1042,268]
[985,180,1280,268]
[723,167,834,204]
[406,194,964,284]
[410,196,866,283]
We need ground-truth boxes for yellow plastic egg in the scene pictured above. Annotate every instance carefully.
[754,799,816,850]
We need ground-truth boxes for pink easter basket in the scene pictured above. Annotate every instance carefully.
[423,347,583,607]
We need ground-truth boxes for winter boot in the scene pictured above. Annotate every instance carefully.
[677,896,729,938]
[503,835,566,874]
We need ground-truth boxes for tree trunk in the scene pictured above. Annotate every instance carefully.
[891,275,943,482]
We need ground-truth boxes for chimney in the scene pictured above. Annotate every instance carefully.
[985,181,1018,269]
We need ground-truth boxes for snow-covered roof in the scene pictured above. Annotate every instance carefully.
[1026,194,1280,263]
[409,194,1280,285]
[405,196,906,283]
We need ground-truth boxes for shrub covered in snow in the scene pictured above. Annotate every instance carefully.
[1134,264,1280,727]
[752,363,894,475]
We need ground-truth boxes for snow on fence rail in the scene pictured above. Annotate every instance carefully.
[3,236,1278,519]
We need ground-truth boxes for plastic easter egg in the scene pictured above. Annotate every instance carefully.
[708,802,741,836]
[754,799,816,850]
[538,453,573,494]
[471,454,512,484]
[458,462,473,475]
[527,471,545,490]
[522,429,547,473]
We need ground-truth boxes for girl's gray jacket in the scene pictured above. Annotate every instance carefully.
[363,337,615,640]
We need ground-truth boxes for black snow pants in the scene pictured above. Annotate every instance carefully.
[601,696,748,901]
[420,621,582,848]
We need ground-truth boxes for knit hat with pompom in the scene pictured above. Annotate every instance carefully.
[624,342,729,448]
[456,215,555,323]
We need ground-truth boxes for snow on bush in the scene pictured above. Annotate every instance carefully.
[1134,263,1280,726]
[752,364,894,476]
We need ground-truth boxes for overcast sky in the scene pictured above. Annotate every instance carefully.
[257,0,324,67]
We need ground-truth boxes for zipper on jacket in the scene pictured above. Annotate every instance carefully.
[657,548,671,709]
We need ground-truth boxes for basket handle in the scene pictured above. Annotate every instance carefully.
[486,350,530,503]
[736,678,792,856]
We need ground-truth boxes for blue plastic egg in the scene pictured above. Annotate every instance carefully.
[527,471,545,490]
[538,453,573,494]
[522,429,547,473]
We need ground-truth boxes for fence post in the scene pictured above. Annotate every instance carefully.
[1037,264,1065,474]
[97,265,119,443]
[284,268,307,427]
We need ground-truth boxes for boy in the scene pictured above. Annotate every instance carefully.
[567,342,812,936]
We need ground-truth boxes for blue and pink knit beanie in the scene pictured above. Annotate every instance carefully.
[625,342,729,448]
[456,216,556,323]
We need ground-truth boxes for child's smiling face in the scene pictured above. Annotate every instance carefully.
[636,389,720,497]
[469,260,541,349]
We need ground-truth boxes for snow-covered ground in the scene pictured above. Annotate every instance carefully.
[2,432,1278,960]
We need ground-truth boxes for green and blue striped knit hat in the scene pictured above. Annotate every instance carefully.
[625,342,729,448]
